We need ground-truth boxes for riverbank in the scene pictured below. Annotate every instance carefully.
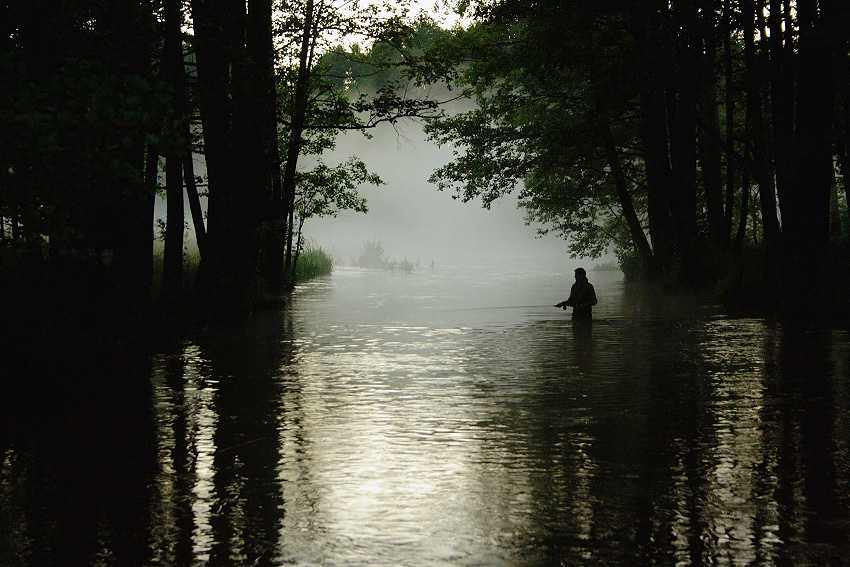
[2,244,337,368]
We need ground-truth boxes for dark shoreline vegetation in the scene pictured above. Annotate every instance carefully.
[4,1,850,357]
[1,242,336,364]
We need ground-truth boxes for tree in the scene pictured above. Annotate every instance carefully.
[0,0,449,335]
[421,1,673,272]
[270,6,444,290]
[418,0,850,315]
[191,0,277,315]
[291,156,378,267]
[1,1,162,329]
[761,0,849,314]
[162,0,190,308]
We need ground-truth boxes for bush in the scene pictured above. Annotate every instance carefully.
[355,238,388,269]
[353,238,419,273]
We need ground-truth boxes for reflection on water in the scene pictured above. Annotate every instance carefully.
[2,263,850,566]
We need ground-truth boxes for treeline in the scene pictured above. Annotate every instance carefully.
[5,0,846,334]
[419,0,850,318]
[1,0,440,334]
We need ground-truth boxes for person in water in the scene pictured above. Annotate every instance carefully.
[555,267,598,321]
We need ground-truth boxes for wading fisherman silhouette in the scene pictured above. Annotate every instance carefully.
[555,267,598,323]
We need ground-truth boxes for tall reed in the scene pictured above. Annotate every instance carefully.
[295,243,333,282]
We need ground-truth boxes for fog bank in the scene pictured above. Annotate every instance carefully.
[304,121,570,267]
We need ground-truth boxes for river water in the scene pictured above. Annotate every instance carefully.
[2,260,850,566]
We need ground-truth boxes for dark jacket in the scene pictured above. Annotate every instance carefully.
[564,278,597,319]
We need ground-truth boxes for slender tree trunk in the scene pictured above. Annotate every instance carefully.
[183,154,207,256]
[282,0,316,285]
[667,0,701,282]
[722,0,737,244]
[699,5,726,250]
[767,0,795,225]
[247,0,285,290]
[600,122,656,272]
[163,0,187,306]
[230,0,266,298]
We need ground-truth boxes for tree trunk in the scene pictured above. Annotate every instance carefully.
[599,122,656,273]
[247,0,285,290]
[771,0,842,315]
[180,39,207,257]
[667,1,700,282]
[699,5,726,250]
[742,0,781,282]
[630,3,676,274]
[722,0,737,245]
[193,0,251,315]
[184,154,207,256]
[282,0,316,285]
[163,0,187,307]
[192,0,278,313]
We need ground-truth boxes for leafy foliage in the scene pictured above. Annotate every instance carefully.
[1,54,163,259]
[296,158,377,221]
[420,3,639,260]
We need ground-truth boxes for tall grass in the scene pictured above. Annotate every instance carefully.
[295,243,333,282]
[151,241,332,309]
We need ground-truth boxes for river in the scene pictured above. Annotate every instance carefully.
[2,259,849,566]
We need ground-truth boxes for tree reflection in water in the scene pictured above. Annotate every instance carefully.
[149,310,294,566]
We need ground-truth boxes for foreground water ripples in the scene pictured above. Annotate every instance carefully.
[270,271,617,565]
[4,264,850,566]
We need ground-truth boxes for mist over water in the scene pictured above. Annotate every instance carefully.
[304,121,571,265]
[152,118,584,269]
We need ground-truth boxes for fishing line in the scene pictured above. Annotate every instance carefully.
[436,304,553,313]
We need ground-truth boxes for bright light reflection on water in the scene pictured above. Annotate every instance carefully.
[3,260,850,566]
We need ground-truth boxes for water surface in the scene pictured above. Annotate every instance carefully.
[2,261,849,566]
